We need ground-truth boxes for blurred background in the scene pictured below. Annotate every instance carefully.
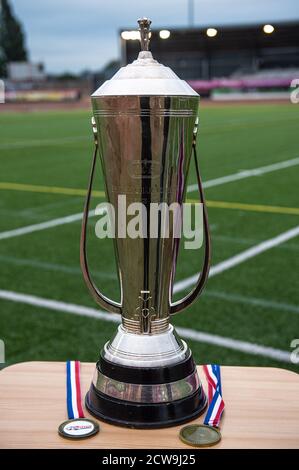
[1,0,299,102]
[0,1,298,371]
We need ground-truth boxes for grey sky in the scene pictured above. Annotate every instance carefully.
[10,0,299,73]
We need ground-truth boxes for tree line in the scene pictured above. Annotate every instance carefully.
[0,0,27,76]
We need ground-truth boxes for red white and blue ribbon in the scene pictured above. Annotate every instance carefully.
[66,360,85,419]
[203,364,225,428]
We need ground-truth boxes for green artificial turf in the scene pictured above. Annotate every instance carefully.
[0,102,298,371]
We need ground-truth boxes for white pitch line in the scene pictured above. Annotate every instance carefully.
[0,163,298,360]
[0,289,121,323]
[0,210,94,241]
[187,156,299,193]
[212,234,299,252]
[0,135,88,150]
[204,290,299,315]
[176,327,291,363]
[0,225,298,363]
[0,289,291,363]
[0,254,117,280]
[1,251,298,314]
[1,156,298,242]
[173,225,299,293]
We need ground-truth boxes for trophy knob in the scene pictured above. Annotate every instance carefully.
[137,17,152,51]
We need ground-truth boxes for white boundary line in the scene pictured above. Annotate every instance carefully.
[0,253,298,313]
[0,254,117,280]
[0,289,291,363]
[187,156,299,192]
[0,210,94,241]
[0,225,298,363]
[0,159,298,362]
[205,290,299,315]
[1,157,298,242]
[1,250,298,315]
[0,135,88,150]
[173,225,299,293]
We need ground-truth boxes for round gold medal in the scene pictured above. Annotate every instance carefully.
[179,424,221,447]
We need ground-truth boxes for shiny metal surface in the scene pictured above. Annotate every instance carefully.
[103,324,190,367]
[81,19,209,419]
[92,52,198,96]
[138,18,151,51]
[93,368,200,403]
[91,94,199,333]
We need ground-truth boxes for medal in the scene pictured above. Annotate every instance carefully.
[180,364,225,448]
[179,424,221,447]
[58,418,99,440]
[58,360,99,440]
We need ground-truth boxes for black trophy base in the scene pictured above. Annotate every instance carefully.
[86,384,207,429]
[85,355,207,429]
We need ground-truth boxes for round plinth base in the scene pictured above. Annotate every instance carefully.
[86,352,207,429]
[86,383,207,429]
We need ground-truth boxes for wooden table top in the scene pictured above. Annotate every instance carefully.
[0,361,298,449]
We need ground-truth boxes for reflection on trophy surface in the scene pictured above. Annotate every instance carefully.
[80,18,211,428]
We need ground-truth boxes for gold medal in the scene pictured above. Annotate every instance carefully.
[179,424,221,447]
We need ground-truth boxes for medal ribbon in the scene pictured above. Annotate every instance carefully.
[203,364,225,427]
[66,360,85,419]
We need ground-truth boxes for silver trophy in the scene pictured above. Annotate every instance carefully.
[81,18,211,428]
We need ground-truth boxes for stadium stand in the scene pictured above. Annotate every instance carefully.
[121,21,299,98]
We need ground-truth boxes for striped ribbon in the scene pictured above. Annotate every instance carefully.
[66,360,85,419]
[203,364,225,427]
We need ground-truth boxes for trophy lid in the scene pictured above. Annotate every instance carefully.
[92,18,198,97]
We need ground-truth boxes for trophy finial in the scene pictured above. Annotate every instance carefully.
[137,17,152,51]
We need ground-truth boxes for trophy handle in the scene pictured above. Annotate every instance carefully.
[170,137,211,315]
[80,120,122,315]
